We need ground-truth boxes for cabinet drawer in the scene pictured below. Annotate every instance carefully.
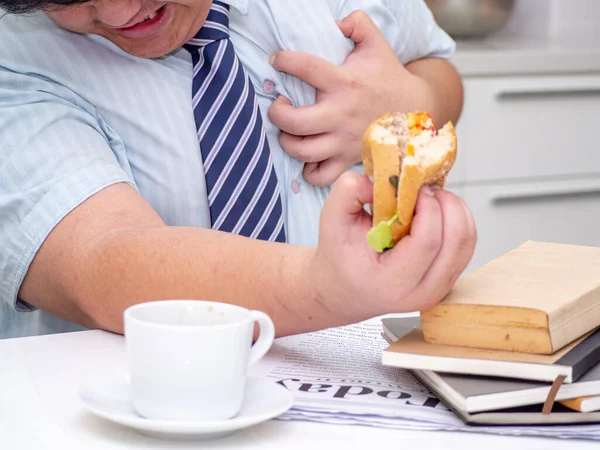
[457,75,600,183]
[462,177,600,274]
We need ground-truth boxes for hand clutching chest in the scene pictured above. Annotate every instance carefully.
[268,10,433,188]
[232,2,451,188]
[228,0,352,185]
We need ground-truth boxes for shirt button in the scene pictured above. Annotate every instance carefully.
[291,179,301,194]
[263,79,276,95]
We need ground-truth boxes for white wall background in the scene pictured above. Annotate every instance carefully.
[550,0,600,42]
[492,0,550,40]
[489,0,600,43]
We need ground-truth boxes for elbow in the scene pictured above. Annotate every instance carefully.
[65,286,126,335]
[66,235,135,335]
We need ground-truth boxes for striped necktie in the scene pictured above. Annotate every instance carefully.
[184,1,286,242]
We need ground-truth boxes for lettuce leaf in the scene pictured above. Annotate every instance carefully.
[367,213,399,253]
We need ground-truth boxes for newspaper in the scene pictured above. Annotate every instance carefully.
[249,315,600,440]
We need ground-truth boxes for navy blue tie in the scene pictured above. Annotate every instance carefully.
[184,1,286,242]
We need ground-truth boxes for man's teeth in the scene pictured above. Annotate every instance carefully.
[140,10,159,22]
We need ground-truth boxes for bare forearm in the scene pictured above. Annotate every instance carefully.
[19,185,340,338]
[83,228,328,336]
[24,227,332,337]
[405,57,464,126]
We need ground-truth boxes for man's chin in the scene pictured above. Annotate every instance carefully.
[102,34,181,59]
[118,43,179,59]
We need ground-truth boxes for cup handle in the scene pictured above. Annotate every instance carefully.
[248,311,275,365]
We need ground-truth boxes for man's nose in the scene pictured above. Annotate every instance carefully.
[94,0,143,28]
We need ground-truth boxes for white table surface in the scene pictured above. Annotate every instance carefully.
[1,329,597,450]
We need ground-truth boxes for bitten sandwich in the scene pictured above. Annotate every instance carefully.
[363,112,457,252]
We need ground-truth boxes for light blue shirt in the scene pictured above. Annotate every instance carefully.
[0,0,455,339]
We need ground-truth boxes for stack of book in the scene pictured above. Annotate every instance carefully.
[381,241,600,426]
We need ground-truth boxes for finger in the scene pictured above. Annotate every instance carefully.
[268,96,339,137]
[411,190,477,310]
[383,187,443,281]
[303,158,348,187]
[432,191,477,279]
[322,172,373,224]
[337,10,387,50]
[270,51,347,92]
[280,132,341,163]
[460,196,478,247]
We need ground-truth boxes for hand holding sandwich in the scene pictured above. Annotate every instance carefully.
[308,170,476,325]
[268,10,463,187]
[308,108,474,325]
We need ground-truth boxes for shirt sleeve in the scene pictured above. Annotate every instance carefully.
[335,0,456,64]
[0,68,136,312]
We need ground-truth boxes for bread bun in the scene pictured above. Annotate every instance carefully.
[363,112,457,249]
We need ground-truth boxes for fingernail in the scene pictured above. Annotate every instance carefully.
[268,53,276,66]
[430,184,441,191]
[421,185,435,196]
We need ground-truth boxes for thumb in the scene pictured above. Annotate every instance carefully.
[303,159,345,188]
[267,95,294,128]
[320,172,373,228]
[268,94,293,114]
[337,10,386,51]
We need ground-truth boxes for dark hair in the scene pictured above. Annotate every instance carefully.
[1,0,89,14]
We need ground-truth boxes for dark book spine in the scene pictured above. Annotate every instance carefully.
[557,328,600,381]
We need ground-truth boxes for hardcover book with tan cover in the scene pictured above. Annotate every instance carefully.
[421,241,600,355]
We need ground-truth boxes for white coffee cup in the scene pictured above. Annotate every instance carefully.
[123,300,275,421]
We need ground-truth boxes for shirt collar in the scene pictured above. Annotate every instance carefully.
[219,0,249,15]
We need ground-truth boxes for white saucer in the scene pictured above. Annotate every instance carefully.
[79,375,293,440]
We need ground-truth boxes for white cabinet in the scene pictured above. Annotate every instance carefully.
[461,177,600,273]
[452,74,600,273]
[456,75,600,183]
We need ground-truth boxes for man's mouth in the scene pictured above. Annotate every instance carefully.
[138,6,164,24]
[117,5,167,31]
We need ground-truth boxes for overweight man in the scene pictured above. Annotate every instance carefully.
[0,0,476,338]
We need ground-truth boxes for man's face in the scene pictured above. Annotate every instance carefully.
[45,0,212,58]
